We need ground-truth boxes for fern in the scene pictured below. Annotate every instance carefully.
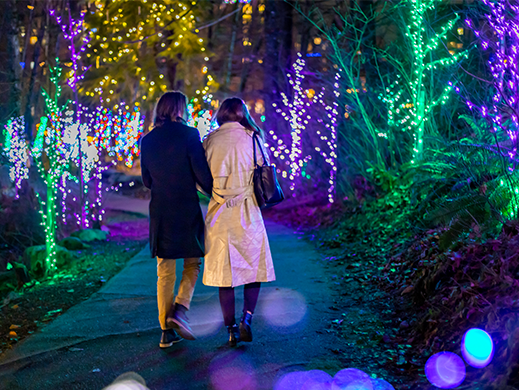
[410,137,519,247]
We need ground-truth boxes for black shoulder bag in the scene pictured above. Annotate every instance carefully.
[252,133,284,209]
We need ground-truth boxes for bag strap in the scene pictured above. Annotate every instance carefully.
[253,133,258,166]
[253,133,267,167]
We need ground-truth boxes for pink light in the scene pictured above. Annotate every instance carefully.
[425,352,466,389]
[331,368,372,390]
[259,288,308,331]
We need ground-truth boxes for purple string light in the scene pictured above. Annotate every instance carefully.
[49,7,91,91]
[467,1,519,159]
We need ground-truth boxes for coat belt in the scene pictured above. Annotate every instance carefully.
[213,186,253,208]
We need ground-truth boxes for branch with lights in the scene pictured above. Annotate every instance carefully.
[464,2,519,160]
[3,117,29,199]
[378,0,467,163]
[84,0,217,109]
[32,66,73,273]
[268,53,341,202]
[463,1,519,218]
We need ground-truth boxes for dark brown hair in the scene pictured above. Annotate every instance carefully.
[215,97,264,140]
[153,91,188,128]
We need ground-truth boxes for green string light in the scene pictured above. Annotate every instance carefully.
[378,0,466,163]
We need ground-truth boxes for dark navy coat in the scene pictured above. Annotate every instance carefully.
[140,121,213,259]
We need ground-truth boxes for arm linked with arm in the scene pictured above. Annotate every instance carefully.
[140,139,152,189]
[188,130,213,195]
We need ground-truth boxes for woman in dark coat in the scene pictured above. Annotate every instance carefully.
[140,91,213,348]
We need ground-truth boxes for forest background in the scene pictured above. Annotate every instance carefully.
[1,0,519,388]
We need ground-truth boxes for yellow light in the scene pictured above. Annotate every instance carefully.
[314,37,322,45]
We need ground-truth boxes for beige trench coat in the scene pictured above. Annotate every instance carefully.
[202,122,276,287]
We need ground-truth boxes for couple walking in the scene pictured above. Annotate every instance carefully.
[140,91,276,349]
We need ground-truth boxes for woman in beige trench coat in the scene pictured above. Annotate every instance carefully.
[203,97,276,346]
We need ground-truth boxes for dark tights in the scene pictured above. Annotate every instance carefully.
[219,282,261,327]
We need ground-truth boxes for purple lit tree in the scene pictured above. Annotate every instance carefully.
[267,54,341,202]
[460,1,519,219]
[465,1,519,161]
[49,4,91,228]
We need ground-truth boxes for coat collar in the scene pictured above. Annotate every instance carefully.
[214,122,253,136]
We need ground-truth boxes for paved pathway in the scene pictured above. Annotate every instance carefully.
[0,196,342,390]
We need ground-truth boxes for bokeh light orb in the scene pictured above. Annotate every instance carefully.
[425,352,466,389]
[301,370,333,390]
[260,288,308,330]
[274,371,311,390]
[209,352,257,390]
[190,301,224,338]
[331,368,373,390]
[275,370,332,390]
[210,366,256,390]
[461,328,494,368]
[370,378,395,390]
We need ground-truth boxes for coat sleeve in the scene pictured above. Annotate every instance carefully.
[187,129,213,195]
[140,138,152,189]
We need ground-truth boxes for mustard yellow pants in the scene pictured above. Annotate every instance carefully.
[157,257,201,330]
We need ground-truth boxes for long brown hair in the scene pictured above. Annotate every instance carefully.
[153,91,188,128]
[215,97,264,140]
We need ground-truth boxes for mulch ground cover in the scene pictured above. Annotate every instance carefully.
[0,210,148,357]
[380,227,519,390]
[265,200,519,389]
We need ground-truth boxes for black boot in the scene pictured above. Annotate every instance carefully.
[239,312,253,342]
[227,324,240,347]
[159,329,182,349]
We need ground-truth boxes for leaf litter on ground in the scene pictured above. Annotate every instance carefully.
[267,198,519,389]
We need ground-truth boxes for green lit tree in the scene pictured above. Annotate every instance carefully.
[83,0,217,111]
[31,66,72,274]
[380,0,468,163]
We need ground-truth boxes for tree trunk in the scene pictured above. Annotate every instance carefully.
[24,14,45,142]
[225,4,240,89]
[279,1,293,77]
[264,1,281,132]
[239,37,262,93]
[45,174,57,274]
[299,1,311,59]
[6,0,22,118]
[21,0,35,82]
[239,1,261,93]
[167,55,180,90]
[263,0,293,132]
